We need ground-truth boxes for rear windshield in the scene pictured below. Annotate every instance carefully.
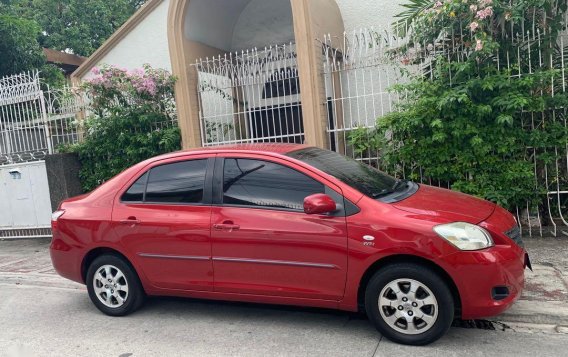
[287,147,397,198]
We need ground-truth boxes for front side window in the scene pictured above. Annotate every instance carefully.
[138,159,207,204]
[222,158,324,211]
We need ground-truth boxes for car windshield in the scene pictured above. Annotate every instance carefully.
[287,147,399,199]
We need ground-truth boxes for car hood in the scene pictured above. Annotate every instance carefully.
[392,184,495,224]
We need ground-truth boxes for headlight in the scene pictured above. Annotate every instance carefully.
[433,222,493,251]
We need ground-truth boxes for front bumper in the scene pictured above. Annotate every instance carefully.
[442,243,526,319]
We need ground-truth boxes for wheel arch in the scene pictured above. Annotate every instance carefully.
[81,247,140,285]
[357,254,462,317]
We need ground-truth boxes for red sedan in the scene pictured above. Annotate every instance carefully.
[50,144,528,345]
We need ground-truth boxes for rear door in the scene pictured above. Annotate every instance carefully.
[112,155,214,291]
[210,155,348,300]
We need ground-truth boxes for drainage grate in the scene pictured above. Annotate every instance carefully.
[452,319,511,331]
[0,227,52,239]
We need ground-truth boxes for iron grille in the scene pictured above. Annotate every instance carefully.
[504,226,523,247]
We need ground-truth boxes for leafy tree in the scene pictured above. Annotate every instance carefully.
[0,15,45,77]
[6,0,146,57]
[0,14,65,85]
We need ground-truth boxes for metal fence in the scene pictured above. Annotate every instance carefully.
[193,43,304,146]
[321,23,568,237]
[0,71,82,166]
[0,71,83,239]
[0,71,52,165]
[45,86,83,149]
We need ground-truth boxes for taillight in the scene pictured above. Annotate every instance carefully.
[51,210,65,222]
[51,210,65,231]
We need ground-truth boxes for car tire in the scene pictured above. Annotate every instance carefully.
[364,263,454,346]
[86,254,145,316]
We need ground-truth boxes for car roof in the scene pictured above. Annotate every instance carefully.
[158,143,310,159]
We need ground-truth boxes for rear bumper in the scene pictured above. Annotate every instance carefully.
[49,234,85,284]
[443,245,526,319]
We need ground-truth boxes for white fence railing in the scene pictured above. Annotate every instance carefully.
[0,71,52,165]
[45,86,83,149]
[0,71,83,166]
[193,43,304,146]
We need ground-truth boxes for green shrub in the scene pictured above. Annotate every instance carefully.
[349,0,568,211]
[68,64,181,192]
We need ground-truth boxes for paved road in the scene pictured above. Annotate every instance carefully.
[1,238,568,356]
[1,284,567,357]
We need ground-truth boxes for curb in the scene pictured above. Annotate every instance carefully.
[496,300,568,330]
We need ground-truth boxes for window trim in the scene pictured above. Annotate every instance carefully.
[119,157,215,206]
[214,156,343,214]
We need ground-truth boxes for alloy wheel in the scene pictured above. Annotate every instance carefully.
[378,278,438,335]
[92,264,129,308]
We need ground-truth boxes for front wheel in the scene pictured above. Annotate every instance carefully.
[86,254,145,316]
[365,263,454,345]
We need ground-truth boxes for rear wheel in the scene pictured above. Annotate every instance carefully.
[86,254,145,316]
[365,263,454,345]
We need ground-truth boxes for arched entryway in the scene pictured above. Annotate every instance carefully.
[168,0,344,148]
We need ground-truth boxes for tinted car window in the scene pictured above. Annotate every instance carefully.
[287,147,397,198]
[145,160,207,204]
[121,172,148,202]
[223,158,324,211]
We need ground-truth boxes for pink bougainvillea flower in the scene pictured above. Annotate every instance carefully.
[469,21,479,32]
[91,67,100,75]
[88,77,102,85]
[476,7,493,20]
[475,39,483,51]
[433,1,442,8]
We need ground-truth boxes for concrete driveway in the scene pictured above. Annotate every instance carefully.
[1,238,567,356]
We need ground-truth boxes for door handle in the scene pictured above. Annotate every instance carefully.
[213,221,240,231]
[120,217,141,225]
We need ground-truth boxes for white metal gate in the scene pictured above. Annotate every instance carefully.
[0,162,52,238]
[0,71,52,165]
[0,71,80,238]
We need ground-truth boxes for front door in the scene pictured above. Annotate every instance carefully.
[112,157,214,291]
[211,156,348,300]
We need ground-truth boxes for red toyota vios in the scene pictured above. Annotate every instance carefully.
[50,144,529,345]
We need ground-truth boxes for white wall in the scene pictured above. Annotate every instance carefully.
[335,0,403,31]
[81,0,171,81]
[79,0,404,81]
[231,0,294,51]
[184,0,294,52]
[185,0,251,52]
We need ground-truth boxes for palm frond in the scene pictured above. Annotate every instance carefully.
[393,0,436,36]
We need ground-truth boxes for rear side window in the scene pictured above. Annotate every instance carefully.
[121,172,148,202]
[145,160,207,204]
[222,158,324,211]
[121,160,207,204]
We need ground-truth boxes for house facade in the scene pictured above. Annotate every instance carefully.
[73,0,403,150]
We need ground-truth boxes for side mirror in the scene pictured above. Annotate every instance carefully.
[304,193,337,215]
